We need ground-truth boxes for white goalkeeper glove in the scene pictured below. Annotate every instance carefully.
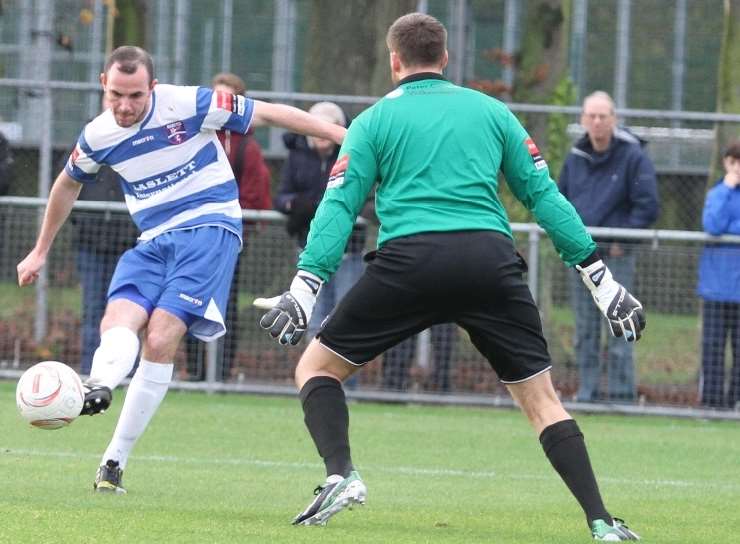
[254,271,323,346]
[575,259,646,342]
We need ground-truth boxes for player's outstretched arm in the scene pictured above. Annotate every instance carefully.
[250,101,346,145]
[254,271,323,346]
[575,257,646,342]
[17,171,83,286]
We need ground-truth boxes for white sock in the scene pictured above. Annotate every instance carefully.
[101,359,173,469]
[88,326,140,390]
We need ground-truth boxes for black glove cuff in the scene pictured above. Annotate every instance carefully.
[575,248,602,269]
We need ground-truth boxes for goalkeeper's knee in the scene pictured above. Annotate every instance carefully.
[88,326,140,390]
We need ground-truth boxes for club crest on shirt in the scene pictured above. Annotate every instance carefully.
[215,91,244,115]
[327,155,349,189]
[165,121,188,145]
[525,137,547,170]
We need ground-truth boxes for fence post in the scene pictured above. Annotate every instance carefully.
[269,0,297,155]
[527,226,540,305]
[221,0,233,72]
[205,339,218,392]
[671,0,687,168]
[33,0,54,344]
[446,0,468,85]
[614,0,632,109]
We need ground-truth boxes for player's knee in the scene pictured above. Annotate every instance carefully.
[143,327,182,361]
[294,339,353,388]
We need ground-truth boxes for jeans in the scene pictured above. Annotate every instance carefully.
[700,300,740,408]
[77,248,120,375]
[569,252,637,402]
[308,252,364,388]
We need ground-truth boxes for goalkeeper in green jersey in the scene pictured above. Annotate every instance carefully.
[256,12,643,541]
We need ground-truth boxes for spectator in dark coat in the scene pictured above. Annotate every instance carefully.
[274,102,367,349]
[559,91,659,403]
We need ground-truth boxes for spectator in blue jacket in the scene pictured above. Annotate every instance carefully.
[559,91,659,403]
[697,140,740,409]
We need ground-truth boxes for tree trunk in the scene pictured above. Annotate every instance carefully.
[711,0,740,184]
[501,0,572,222]
[512,0,571,103]
[302,0,415,95]
[508,1,574,373]
[112,0,149,49]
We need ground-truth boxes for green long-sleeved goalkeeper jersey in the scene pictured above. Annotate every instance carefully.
[298,74,596,281]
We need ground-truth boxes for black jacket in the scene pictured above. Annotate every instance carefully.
[275,133,367,253]
[74,166,138,254]
[0,131,12,195]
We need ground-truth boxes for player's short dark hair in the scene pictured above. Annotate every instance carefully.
[211,72,246,95]
[386,12,447,68]
[104,46,154,84]
[723,140,740,160]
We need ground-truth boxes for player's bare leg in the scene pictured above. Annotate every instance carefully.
[292,339,366,525]
[507,371,639,540]
[82,299,147,415]
[295,338,358,388]
[95,308,185,494]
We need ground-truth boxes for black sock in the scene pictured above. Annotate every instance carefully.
[299,376,353,478]
[539,419,612,526]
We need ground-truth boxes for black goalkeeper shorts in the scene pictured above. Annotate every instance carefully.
[317,230,552,383]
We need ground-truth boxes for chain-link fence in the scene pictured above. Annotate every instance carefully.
[3,89,737,229]
[3,196,740,414]
[0,0,734,170]
[1,0,740,416]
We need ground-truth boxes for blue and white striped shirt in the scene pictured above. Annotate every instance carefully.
[66,84,254,242]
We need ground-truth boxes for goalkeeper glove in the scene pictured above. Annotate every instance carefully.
[575,259,646,342]
[254,271,323,346]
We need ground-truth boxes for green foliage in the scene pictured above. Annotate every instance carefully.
[497,77,576,225]
[2,384,740,543]
[546,77,577,179]
[113,0,148,48]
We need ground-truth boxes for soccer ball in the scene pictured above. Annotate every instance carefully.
[16,361,85,430]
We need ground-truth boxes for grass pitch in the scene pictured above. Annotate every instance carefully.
[1,381,739,543]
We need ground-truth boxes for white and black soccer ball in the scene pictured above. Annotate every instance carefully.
[16,361,84,430]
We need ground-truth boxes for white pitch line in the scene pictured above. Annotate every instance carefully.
[2,447,738,491]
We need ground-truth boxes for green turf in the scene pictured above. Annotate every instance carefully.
[2,382,739,543]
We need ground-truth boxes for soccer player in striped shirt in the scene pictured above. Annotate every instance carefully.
[17,45,345,494]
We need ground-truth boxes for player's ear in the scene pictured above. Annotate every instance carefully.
[149,78,158,91]
[99,72,107,88]
[440,50,449,70]
[390,51,401,73]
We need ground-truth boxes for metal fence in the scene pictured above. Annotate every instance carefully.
[3,86,738,232]
[1,0,740,418]
[0,1,729,135]
[0,0,736,181]
[3,196,740,416]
